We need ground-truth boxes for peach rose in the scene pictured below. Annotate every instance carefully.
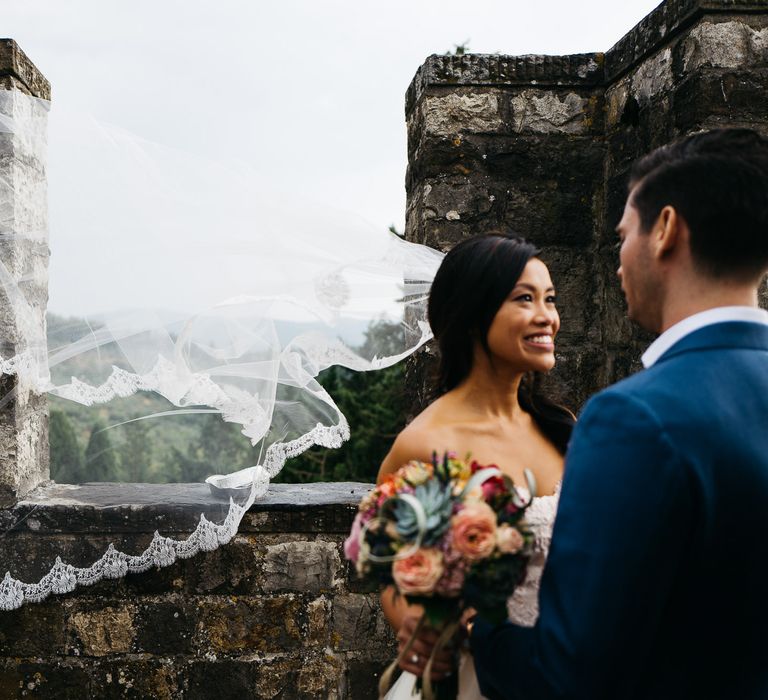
[496,523,525,554]
[400,460,432,486]
[451,501,497,561]
[392,548,444,595]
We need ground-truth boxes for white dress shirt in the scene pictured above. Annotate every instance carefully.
[641,306,768,368]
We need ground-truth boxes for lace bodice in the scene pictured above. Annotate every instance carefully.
[506,485,560,627]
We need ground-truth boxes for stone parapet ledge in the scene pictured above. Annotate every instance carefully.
[0,481,396,698]
[405,53,605,116]
[3,481,369,533]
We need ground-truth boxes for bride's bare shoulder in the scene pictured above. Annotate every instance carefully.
[376,398,456,483]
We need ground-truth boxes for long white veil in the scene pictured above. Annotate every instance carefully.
[0,89,443,609]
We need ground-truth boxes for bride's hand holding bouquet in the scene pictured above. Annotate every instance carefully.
[344,453,536,700]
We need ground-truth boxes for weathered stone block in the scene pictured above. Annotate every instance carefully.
[90,659,179,700]
[345,653,402,700]
[331,593,395,653]
[538,246,598,345]
[509,91,590,134]
[0,599,66,656]
[629,47,674,104]
[134,598,197,654]
[0,659,90,699]
[295,653,345,697]
[261,540,342,594]
[673,71,768,132]
[0,41,51,100]
[421,92,504,138]
[306,595,330,645]
[182,659,259,700]
[182,535,262,595]
[681,20,768,72]
[67,604,136,657]
[195,596,304,654]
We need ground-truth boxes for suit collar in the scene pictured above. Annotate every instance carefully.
[654,321,768,365]
[642,306,768,368]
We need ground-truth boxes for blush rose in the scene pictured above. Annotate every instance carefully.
[392,548,445,595]
[451,501,497,561]
[496,523,525,554]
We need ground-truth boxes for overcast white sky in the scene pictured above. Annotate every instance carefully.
[4,1,661,315]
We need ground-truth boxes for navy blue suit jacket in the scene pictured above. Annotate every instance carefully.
[471,321,768,699]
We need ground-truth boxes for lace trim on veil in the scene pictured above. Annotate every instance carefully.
[1,495,251,610]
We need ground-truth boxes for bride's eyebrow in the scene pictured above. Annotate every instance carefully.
[512,283,556,293]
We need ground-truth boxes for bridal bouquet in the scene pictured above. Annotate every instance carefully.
[344,453,535,700]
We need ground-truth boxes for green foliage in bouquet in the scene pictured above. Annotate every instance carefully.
[464,553,529,625]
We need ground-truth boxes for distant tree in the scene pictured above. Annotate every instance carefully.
[445,40,470,56]
[358,319,406,359]
[274,318,410,483]
[50,410,86,483]
[276,362,406,484]
[166,413,255,483]
[85,421,122,481]
[119,419,153,482]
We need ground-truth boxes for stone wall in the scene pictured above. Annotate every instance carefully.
[0,40,51,508]
[0,483,394,699]
[405,0,768,414]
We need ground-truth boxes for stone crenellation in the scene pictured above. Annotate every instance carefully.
[404,0,768,414]
[604,0,768,81]
[405,53,605,116]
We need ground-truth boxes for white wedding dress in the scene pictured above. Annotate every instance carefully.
[384,485,560,699]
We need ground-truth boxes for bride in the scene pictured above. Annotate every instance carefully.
[376,233,574,698]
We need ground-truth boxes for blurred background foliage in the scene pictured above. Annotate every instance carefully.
[48,313,407,485]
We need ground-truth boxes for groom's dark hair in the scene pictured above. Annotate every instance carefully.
[428,233,574,454]
[629,128,768,281]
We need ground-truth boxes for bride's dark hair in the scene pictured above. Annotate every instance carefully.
[427,232,574,454]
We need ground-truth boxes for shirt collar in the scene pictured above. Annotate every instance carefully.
[641,306,768,368]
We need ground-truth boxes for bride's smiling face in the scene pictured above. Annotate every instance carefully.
[484,258,559,373]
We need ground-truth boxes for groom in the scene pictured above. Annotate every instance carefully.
[470,128,768,699]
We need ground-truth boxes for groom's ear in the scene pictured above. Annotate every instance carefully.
[651,205,685,261]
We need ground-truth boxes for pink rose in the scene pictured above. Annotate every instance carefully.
[496,523,525,554]
[451,501,497,561]
[392,548,444,595]
[344,513,364,562]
